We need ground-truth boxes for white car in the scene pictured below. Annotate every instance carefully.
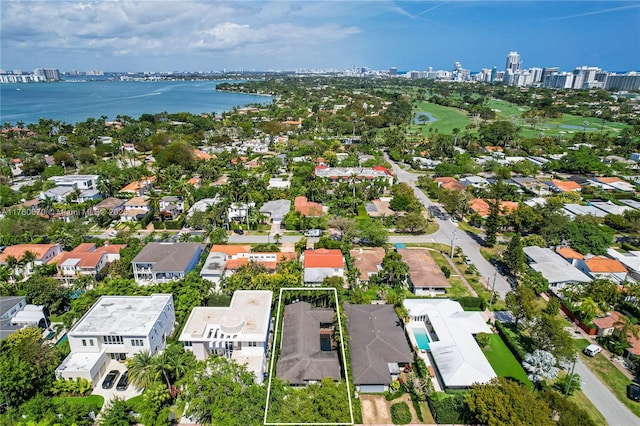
[583,344,601,357]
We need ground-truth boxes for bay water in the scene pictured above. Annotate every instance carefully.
[0,80,271,125]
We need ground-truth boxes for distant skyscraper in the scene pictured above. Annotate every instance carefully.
[490,67,497,83]
[505,51,521,73]
[389,67,398,76]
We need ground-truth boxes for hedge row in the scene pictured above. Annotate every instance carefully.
[454,296,486,310]
[428,392,467,424]
[495,321,527,362]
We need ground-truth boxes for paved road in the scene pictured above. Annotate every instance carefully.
[573,357,639,425]
[388,159,512,298]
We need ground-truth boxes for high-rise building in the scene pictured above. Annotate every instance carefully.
[605,72,640,91]
[389,67,398,76]
[541,67,559,83]
[505,51,521,73]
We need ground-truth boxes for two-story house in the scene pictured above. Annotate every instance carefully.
[55,294,175,386]
[303,248,345,286]
[179,290,272,384]
[121,196,150,222]
[0,244,63,278]
[52,243,126,285]
[131,242,205,284]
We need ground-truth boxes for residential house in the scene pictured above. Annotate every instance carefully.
[228,202,256,222]
[56,294,174,386]
[267,177,291,190]
[276,302,341,386]
[121,196,150,222]
[48,175,99,191]
[397,248,450,295]
[606,248,640,281]
[523,246,592,290]
[511,177,552,196]
[576,256,628,283]
[187,177,202,188]
[556,247,585,265]
[260,200,291,223]
[592,311,625,337]
[52,243,125,285]
[412,157,441,170]
[344,304,413,392]
[186,195,220,218]
[37,186,74,203]
[294,196,326,217]
[159,196,184,220]
[404,299,496,389]
[119,177,155,196]
[0,296,28,340]
[590,201,633,216]
[0,244,63,277]
[434,177,464,192]
[303,248,345,286]
[179,290,273,384]
[484,146,504,157]
[546,179,582,193]
[10,158,23,176]
[460,176,490,189]
[563,204,608,219]
[588,177,636,192]
[91,197,126,217]
[313,166,394,186]
[193,148,214,161]
[131,242,205,284]
[349,247,385,284]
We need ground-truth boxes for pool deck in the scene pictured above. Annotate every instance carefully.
[405,320,442,392]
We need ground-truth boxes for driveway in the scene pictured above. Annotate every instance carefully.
[92,360,142,404]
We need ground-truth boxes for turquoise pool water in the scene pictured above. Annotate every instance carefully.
[55,334,68,347]
[412,328,431,350]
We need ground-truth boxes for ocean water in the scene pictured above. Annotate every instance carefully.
[0,80,271,125]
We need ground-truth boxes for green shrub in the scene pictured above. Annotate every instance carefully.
[455,296,486,310]
[429,392,468,424]
[495,322,527,362]
[475,332,491,348]
[441,265,451,278]
[390,402,412,425]
[385,387,405,401]
[415,356,429,379]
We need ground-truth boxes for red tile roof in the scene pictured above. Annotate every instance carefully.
[304,249,344,269]
[556,247,585,261]
[435,177,464,191]
[551,179,581,192]
[584,256,627,273]
[0,244,58,263]
[294,196,324,217]
[592,311,624,330]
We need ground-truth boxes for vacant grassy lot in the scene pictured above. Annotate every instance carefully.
[411,101,472,135]
[482,334,533,389]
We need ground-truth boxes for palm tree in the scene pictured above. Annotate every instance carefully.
[578,297,600,322]
[126,349,164,389]
[5,255,19,283]
[614,315,639,345]
[21,250,37,276]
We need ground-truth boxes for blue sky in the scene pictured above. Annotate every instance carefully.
[1,1,639,73]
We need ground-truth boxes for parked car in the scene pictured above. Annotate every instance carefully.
[102,370,120,389]
[464,256,472,265]
[583,344,602,357]
[116,371,129,391]
[233,229,244,235]
[304,229,321,237]
[627,383,640,402]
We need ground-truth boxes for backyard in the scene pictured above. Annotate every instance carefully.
[482,333,532,389]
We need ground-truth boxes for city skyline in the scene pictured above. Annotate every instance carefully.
[1,1,639,73]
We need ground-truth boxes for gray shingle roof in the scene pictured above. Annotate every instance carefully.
[132,242,205,272]
[276,302,341,385]
[344,304,413,386]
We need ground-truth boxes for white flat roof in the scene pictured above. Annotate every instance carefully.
[56,350,106,374]
[180,290,272,342]
[70,294,173,337]
[404,299,496,388]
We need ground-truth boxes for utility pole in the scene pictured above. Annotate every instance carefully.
[565,356,577,397]
[489,270,497,308]
[450,229,457,258]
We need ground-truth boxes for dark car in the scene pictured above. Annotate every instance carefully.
[628,383,640,402]
[102,370,120,389]
[116,371,129,391]
[233,229,244,235]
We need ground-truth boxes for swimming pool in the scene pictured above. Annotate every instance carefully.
[412,328,431,351]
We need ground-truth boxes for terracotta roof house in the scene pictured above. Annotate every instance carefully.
[556,247,585,265]
[193,149,214,161]
[187,177,202,188]
[592,311,625,337]
[0,244,62,277]
[547,179,582,192]
[576,256,628,283]
[468,199,518,218]
[434,177,464,192]
[350,247,385,284]
[588,177,636,192]
[397,248,450,295]
[303,248,345,286]
[203,245,298,283]
[294,196,325,217]
[119,177,155,196]
[276,302,341,386]
[344,304,413,393]
[131,242,205,284]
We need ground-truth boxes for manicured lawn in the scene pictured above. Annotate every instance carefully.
[482,334,533,389]
[410,101,472,135]
[52,394,104,410]
[579,350,640,417]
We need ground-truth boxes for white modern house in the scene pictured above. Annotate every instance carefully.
[179,290,273,384]
[56,294,175,386]
[403,299,496,389]
[48,175,99,191]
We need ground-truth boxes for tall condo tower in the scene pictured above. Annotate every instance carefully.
[505,51,521,73]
